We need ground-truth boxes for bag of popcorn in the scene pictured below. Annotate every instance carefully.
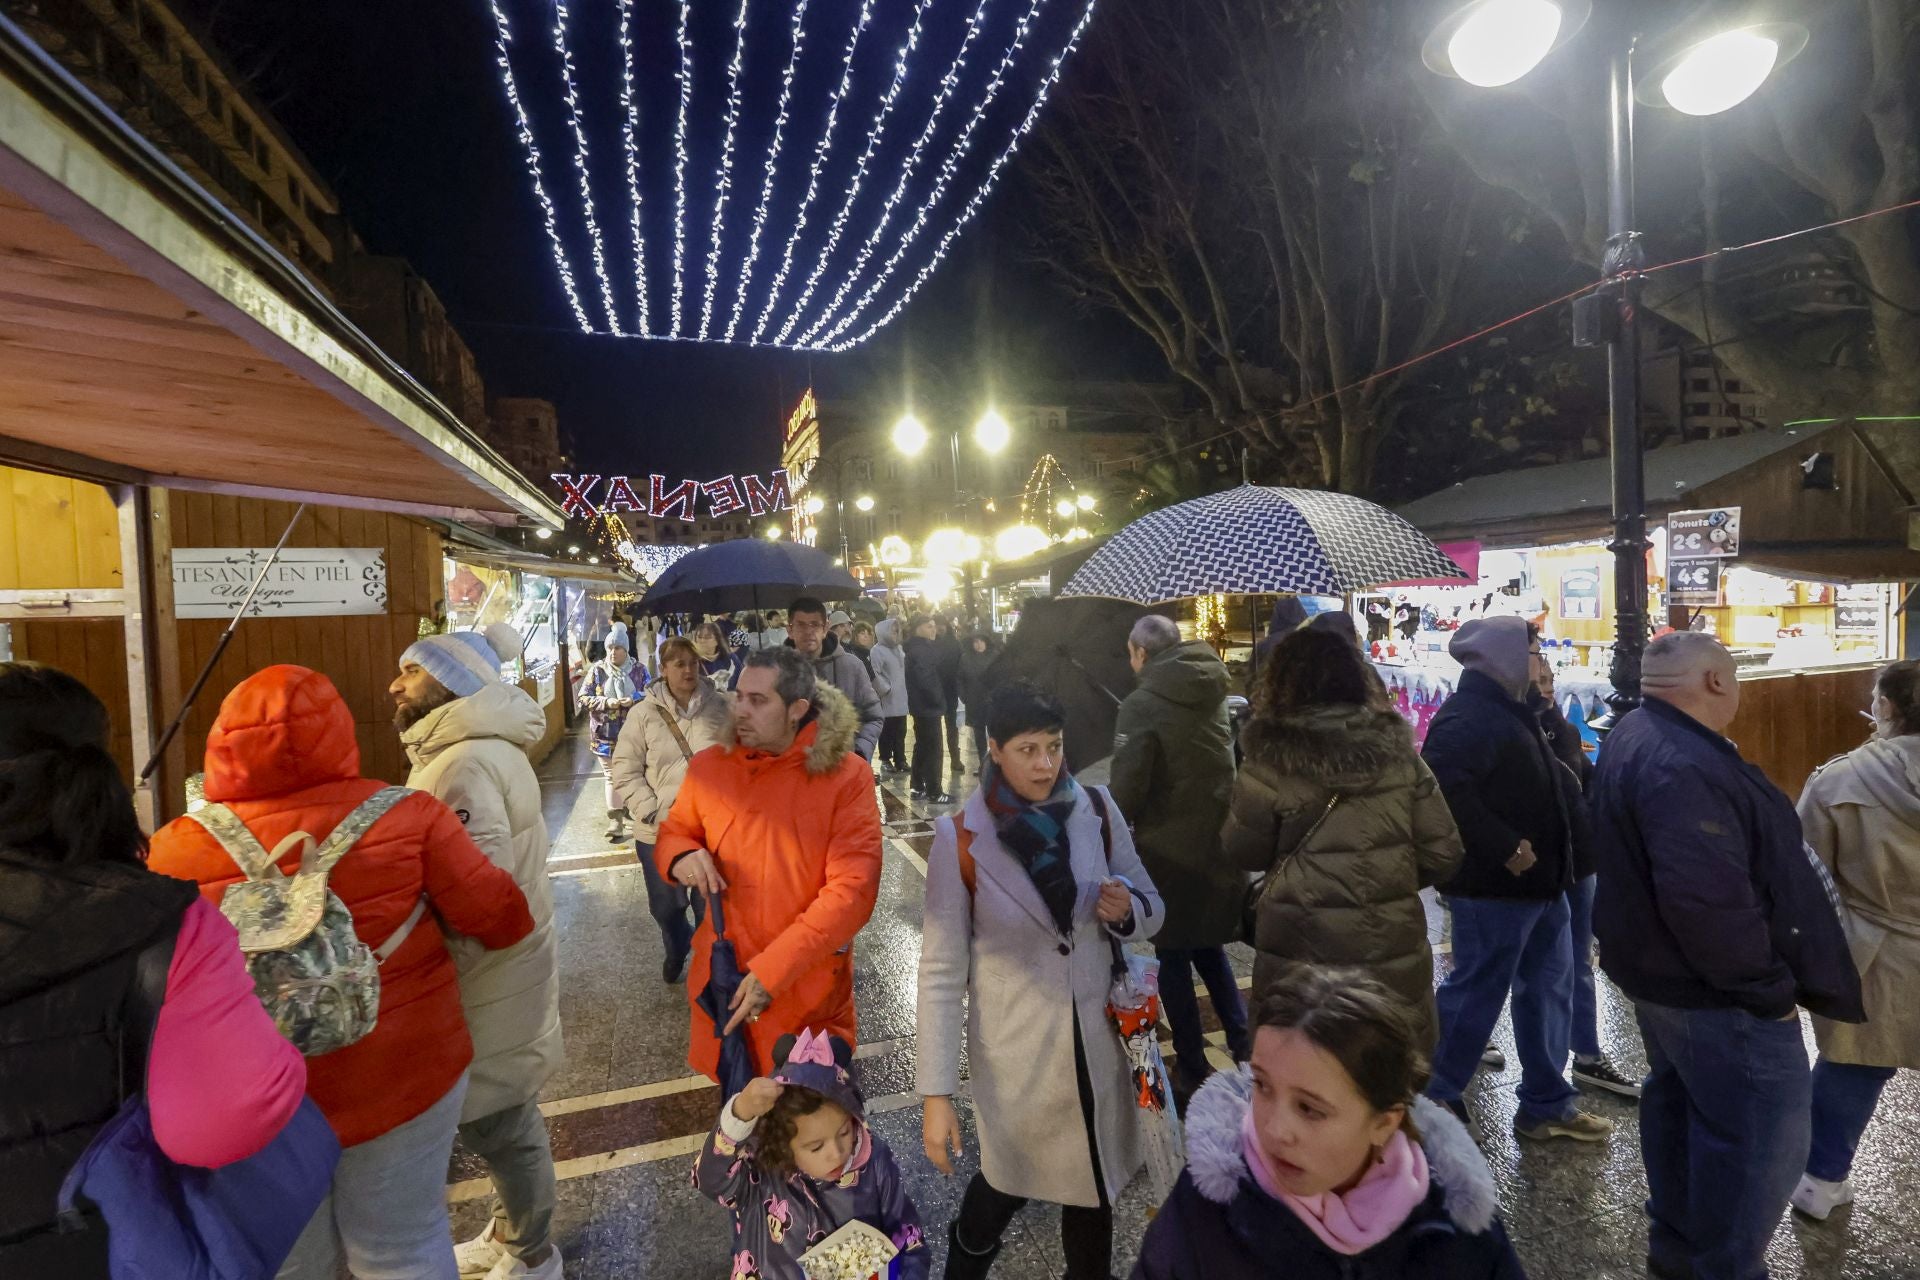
[797,1219,900,1280]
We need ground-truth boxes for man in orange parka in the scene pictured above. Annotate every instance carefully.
[149,665,534,1279]
[657,646,883,1079]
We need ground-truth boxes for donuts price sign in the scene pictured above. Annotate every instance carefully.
[1667,507,1741,560]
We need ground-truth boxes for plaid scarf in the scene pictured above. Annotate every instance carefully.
[982,762,1082,937]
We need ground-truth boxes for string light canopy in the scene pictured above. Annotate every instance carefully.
[485,0,1097,349]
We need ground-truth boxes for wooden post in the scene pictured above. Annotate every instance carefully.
[117,484,184,825]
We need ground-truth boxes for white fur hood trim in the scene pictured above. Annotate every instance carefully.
[1183,1066,1499,1235]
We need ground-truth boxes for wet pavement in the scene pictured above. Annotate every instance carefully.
[452,722,1920,1279]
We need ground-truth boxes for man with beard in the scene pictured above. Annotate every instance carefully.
[390,623,564,1280]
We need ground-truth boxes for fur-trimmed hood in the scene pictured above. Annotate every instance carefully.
[724,681,858,775]
[1240,706,1419,789]
[1184,1066,1499,1237]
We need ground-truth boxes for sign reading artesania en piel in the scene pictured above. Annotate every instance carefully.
[552,471,792,521]
[1667,507,1742,559]
[172,548,389,619]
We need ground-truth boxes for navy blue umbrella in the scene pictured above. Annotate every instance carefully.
[638,538,862,615]
[693,892,757,1098]
[1061,485,1467,604]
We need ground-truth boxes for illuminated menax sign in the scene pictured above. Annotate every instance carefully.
[552,471,793,522]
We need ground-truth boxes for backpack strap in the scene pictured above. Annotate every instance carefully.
[187,803,287,881]
[373,896,430,964]
[1087,786,1114,866]
[950,786,1112,902]
[311,786,414,877]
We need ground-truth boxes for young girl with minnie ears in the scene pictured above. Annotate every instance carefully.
[695,1029,928,1280]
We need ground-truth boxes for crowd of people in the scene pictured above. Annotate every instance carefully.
[5,589,1915,1280]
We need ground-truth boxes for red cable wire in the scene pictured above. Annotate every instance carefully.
[1103,194,1920,474]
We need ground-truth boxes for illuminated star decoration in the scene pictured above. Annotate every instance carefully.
[485,0,1098,349]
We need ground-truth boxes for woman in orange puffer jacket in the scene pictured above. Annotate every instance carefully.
[149,665,534,1280]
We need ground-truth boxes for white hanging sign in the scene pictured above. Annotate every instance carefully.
[172,548,389,619]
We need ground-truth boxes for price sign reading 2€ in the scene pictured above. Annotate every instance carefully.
[1667,507,1742,559]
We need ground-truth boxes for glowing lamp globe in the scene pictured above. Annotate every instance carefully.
[855,495,876,512]
[1444,0,1563,87]
[974,410,1011,454]
[1660,29,1778,116]
[994,524,1051,562]
[892,414,930,456]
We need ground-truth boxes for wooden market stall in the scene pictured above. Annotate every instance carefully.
[0,19,561,821]
[1393,418,1920,795]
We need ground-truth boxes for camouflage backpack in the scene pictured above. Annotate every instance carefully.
[190,786,423,1057]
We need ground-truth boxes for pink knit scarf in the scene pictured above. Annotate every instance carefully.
[1240,1108,1431,1256]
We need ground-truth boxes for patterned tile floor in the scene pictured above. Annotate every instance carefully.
[452,724,1920,1279]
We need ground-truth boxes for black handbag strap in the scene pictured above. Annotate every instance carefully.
[118,919,180,1102]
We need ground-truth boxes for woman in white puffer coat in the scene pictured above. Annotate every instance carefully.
[610,636,733,983]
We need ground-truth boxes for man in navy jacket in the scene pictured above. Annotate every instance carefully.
[1421,617,1612,1144]
[1591,631,1863,1280]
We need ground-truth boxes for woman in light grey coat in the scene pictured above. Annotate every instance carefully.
[870,618,909,773]
[917,682,1163,1280]
[1791,659,1920,1220]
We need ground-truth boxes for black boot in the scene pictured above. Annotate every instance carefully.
[943,1223,1001,1280]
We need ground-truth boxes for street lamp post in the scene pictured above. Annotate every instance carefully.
[1424,2,1806,721]
[893,410,1011,616]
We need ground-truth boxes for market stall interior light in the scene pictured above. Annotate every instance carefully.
[892,413,930,456]
[567,544,581,554]
[994,523,1051,562]
[1658,29,1779,116]
[974,409,1011,454]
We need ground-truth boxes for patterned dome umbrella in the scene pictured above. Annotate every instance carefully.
[1059,484,1467,604]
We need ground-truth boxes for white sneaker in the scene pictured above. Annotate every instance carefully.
[1790,1173,1853,1221]
[456,1227,505,1279]
[485,1250,563,1280]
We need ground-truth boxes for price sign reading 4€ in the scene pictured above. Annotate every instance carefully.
[1670,559,1723,606]
[1668,507,1741,559]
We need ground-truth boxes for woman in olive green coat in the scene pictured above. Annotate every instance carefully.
[1222,628,1464,1048]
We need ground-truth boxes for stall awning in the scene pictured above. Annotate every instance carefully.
[0,19,562,528]
[439,523,639,588]
[981,535,1110,590]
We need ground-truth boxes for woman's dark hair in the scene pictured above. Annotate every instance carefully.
[692,621,726,647]
[1253,628,1383,718]
[852,621,876,644]
[906,611,934,634]
[1877,660,1920,736]
[0,662,147,865]
[756,1084,843,1176]
[987,680,1066,746]
[1255,965,1428,1138]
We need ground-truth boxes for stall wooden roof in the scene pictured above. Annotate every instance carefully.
[0,19,562,528]
[1396,419,1920,583]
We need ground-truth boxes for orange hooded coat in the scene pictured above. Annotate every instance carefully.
[148,665,534,1147]
[654,683,883,1078]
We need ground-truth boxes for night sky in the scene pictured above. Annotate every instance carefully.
[175,0,1156,479]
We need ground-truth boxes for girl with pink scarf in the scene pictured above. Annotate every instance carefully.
[1134,966,1528,1279]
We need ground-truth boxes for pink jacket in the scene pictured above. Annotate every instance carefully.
[149,897,306,1167]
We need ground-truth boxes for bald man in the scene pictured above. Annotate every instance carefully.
[1590,631,1863,1280]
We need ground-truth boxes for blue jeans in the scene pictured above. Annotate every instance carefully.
[1428,895,1578,1126]
[1157,946,1250,1082]
[1806,1056,1897,1181]
[1635,1001,1810,1280]
[1568,874,1601,1059]
[637,840,704,962]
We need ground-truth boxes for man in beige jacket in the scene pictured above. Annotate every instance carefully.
[393,623,564,1280]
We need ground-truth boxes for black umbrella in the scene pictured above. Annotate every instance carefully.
[638,539,863,615]
[692,892,757,1098]
[986,597,1154,772]
[846,595,886,621]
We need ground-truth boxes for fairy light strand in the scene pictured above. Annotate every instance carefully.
[698,0,754,341]
[484,0,590,332]
[669,0,695,337]
[773,0,939,346]
[829,0,1100,350]
[794,0,997,346]
[551,0,623,334]
[749,0,880,343]
[618,0,650,336]
[809,0,1055,348]
[726,0,813,343]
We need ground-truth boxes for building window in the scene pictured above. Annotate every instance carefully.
[181,58,203,100]
[1724,380,1743,393]
[1689,378,1710,392]
[888,510,902,533]
[847,457,871,483]
[885,460,899,480]
[232,113,254,155]
[1686,402,1712,417]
